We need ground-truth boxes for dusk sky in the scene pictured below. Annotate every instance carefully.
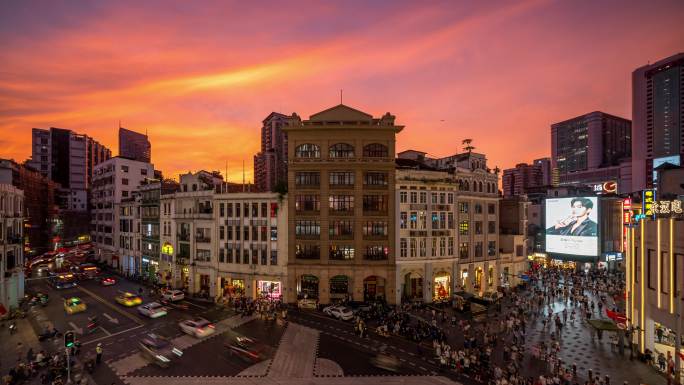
[1,0,683,182]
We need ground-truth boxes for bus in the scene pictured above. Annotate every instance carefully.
[71,263,100,280]
[47,272,78,290]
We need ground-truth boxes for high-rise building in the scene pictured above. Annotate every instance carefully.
[28,127,111,191]
[254,113,289,192]
[0,159,59,255]
[283,104,402,304]
[502,163,544,197]
[632,52,684,192]
[551,111,632,193]
[119,127,151,163]
[533,157,552,186]
[91,157,154,266]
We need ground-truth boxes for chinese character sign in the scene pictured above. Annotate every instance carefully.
[643,190,656,218]
[652,199,684,217]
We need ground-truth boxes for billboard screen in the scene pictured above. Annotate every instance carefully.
[545,197,599,257]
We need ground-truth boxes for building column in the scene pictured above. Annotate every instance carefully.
[467,263,474,293]
[395,265,403,304]
[483,261,490,294]
[423,262,433,303]
[452,260,460,293]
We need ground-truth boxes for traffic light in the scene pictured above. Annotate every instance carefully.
[64,331,75,348]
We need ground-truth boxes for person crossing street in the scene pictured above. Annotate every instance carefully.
[95,343,103,365]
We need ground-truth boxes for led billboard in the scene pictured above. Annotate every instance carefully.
[545,197,599,257]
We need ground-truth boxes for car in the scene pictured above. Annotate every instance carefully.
[179,318,215,338]
[138,333,183,367]
[115,292,143,307]
[64,297,87,315]
[100,277,116,286]
[297,298,317,310]
[226,336,264,363]
[322,306,354,321]
[161,289,185,302]
[346,301,371,313]
[138,302,169,318]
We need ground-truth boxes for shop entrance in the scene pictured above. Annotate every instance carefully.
[403,272,423,300]
[363,276,385,301]
[433,272,451,300]
[300,275,319,299]
[329,275,351,300]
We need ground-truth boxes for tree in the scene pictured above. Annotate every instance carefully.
[462,139,475,153]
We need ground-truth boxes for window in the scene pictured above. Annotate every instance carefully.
[329,171,355,186]
[261,202,267,217]
[459,221,469,235]
[419,239,426,257]
[220,203,225,217]
[227,226,233,240]
[270,226,277,240]
[419,192,427,204]
[296,195,320,211]
[409,212,417,229]
[363,143,388,157]
[488,204,496,215]
[475,221,483,235]
[141,169,148,175]
[363,195,388,212]
[475,203,483,214]
[227,203,233,217]
[244,203,249,217]
[410,238,417,257]
[431,193,438,204]
[122,178,129,185]
[243,249,249,264]
[121,165,129,172]
[296,172,320,187]
[270,250,277,265]
[220,226,225,240]
[329,195,354,212]
[400,212,407,229]
[329,220,353,237]
[410,192,418,204]
[251,203,258,217]
[364,245,389,260]
[122,190,129,198]
[329,143,355,158]
[329,245,355,260]
[459,202,469,213]
[261,248,267,265]
[447,212,454,229]
[488,221,496,234]
[400,238,407,257]
[363,221,388,236]
[196,249,211,262]
[235,203,241,217]
[364,172,388,186]
[439,238,446,256]
[295,220,320,236]
[431,238,437,257]
[474,242,483,257]
[295,244,320,259]
[459,242,469,258]
[488,241,496,256]
[295,143,320,158]
[448,237,454,255]
[219,248,225,263]
[447,193,454,204]
[400,191,407,203]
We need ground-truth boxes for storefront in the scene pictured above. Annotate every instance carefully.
[181,266,190,291]
[141,257,159,283]
[460,269,468,289]
[257,280,282,299]
[329,275,350,299]
[363,276,385,301]
[299,275,319,299]
[474,267,483,290]
[198,274,211,297]
[232,279,245,296]
[403,272,423,300]
[550,259,576,270]
[433,273,450,300]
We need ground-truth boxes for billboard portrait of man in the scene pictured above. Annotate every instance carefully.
[546,197,598,237]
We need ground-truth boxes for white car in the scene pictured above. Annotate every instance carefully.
[322,306,354,321]
[162,290,185,302]
[179,318,215,338]
[138,302,169,318]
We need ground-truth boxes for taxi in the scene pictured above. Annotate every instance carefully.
[64,297,87,314]
[115,292,143,307]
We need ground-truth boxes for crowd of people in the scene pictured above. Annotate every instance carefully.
[1,341,93,385]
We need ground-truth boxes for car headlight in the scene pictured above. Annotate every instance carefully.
[156,355,170,362]
[172,348,183,356]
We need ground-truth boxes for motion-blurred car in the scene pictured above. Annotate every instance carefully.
[138,302,168,318]
[226,336,264,363]
[138,333,183,367]
[64,297,87,314]
[322,305,354,321]
[161,289,185,302]
[100,277,116,286]
[115,292,143,307]
[297,298,317,310]
[179,318,215,338]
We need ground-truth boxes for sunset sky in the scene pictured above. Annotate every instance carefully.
[1,0,683,182]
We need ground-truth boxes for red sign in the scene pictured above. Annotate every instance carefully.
[623,198,632,210]
[623,211,632,223]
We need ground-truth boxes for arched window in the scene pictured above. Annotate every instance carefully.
[329,143,355,158]
[464,181,469,191]
[363,143,388,158]
[295,143,320,158]
[479,181,483,192]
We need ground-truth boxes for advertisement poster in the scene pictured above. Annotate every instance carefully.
[545,197,599,257]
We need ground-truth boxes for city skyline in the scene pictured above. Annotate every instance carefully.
[1,1,683,182]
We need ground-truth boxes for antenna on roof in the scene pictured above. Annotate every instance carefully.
[242,160,245,192]
[340,89,343,105]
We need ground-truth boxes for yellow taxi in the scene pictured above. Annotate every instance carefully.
[115,292,143,307]
[64,297,87,314]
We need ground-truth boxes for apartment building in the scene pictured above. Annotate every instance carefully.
[283,104,403,304]
[0,184,24,310]
[91,157,153,266]
[116,194,141,276]
[394,152,500,303]
[498,196,531,288]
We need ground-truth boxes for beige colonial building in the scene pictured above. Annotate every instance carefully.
[0,184,24,309]
[395,150,500,303]
[283,104,403,304]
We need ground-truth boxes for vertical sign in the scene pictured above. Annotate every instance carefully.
[642,190,656,219]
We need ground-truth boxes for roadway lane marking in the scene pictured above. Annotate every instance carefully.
[100,326,112,336]
[81,324,144,346]
[76,285,144,324]
[181,300,207,309]
[68,322,84,335]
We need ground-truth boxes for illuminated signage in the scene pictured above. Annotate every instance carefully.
[592,181,617,194]
[651,200,684,217]
[161,243,174,255]
[623,211,632,223]
[642,190,656,218]
[623,198,632,210]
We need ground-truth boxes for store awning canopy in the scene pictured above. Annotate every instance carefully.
[587,319,620,331]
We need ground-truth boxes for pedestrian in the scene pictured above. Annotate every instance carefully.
[95,343,103,364]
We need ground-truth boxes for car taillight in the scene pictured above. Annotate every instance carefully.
[208,324,215,329]
[196,328,203,333]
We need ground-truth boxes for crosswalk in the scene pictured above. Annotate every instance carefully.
[108,314,256,376]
